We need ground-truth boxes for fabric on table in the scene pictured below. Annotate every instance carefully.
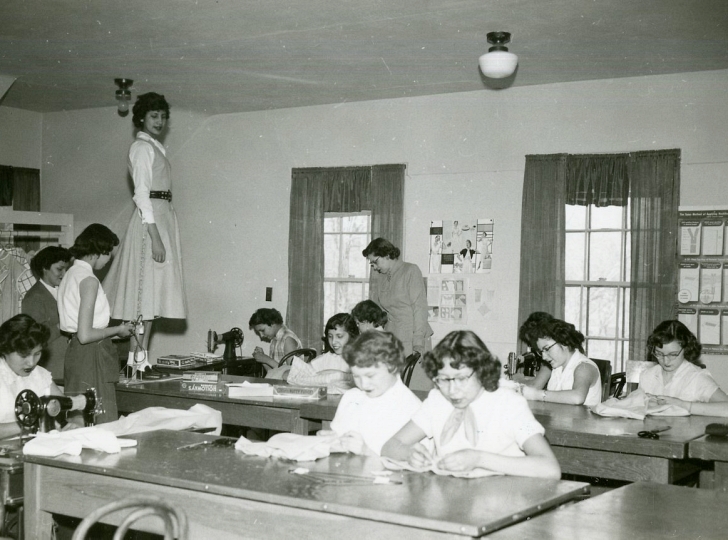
[22,426,137,457]
[379,456,501,478]
[591,389,690,420]
[286,357,353,394]
[235,432,340,462]
[97,404,222,436]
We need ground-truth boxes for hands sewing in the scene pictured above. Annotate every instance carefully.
[648,394,691,412]
[317,430,373,456]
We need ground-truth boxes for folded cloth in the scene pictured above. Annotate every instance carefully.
[23,427,136,457]
[591,389,690,420]
[226,381,274,398]
[235,432,340,462]
[97,404,223,436]
[379,456,501,479]
[286,358,353,395]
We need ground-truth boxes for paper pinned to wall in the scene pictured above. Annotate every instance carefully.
[428,219,494,274]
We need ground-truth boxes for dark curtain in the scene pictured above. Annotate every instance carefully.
[11,167,41,211]
[0,165,13,206]
[288,165,405,349]
[566,154,629,207]
[517,154,567,340]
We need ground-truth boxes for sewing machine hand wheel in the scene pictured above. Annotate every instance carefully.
[15,389,42,429]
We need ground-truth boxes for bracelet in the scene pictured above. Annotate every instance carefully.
[541,389,547,402]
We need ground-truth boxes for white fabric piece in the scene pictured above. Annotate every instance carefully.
[379,456,501,478]
[287,357,353,394]
[591,389,690,420]
[226,381,274,398]
[97,404,222,436]
[235,432,339,462]
[23,426,136,457]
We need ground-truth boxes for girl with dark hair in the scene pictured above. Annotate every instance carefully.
[351,299,388,332]
[520,318,602,407]
[641,320,728,416]
[58,225,134,424]
[382,330,560,479]
[0,314,66,438]
[103,92,186,371]
[363,237,433,389]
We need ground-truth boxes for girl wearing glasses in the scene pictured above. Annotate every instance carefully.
[520,318,602,407]
[642,320,728,416]
[381,330,561,479]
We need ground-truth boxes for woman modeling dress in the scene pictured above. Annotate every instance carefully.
[103,93,186,366]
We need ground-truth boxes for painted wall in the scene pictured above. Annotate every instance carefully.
[23,68,728,387]
[0,106,42,168]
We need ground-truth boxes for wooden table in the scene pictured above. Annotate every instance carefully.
[24,429,589,539]
[300,397,720,484]
[487,481,728,539]
[116,376,323,435]
[689,434,728,491]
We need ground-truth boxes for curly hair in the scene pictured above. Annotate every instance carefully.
[423,330,501,392]
[132,92,170,130]
[646,320,702,366]
[362,237,400,260]
[351,300,388,328]
[69,224,119,259]
[322,313,359,353]
[532,318,585,354]
[29,246,72,279]
[0,314,50,358]
[249,308,283,328]
[518,311,555,349]
[342,331,404,373]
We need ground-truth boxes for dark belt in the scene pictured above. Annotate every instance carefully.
[60,330,76,339]
[149,190,172,201]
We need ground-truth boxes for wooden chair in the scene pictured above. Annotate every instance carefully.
[72,496,188,540]
[278,348,317,368]
[400,352,421,388]
[590,358,613,402]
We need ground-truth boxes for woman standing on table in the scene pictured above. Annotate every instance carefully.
[58,225,135,424]
[363,238,432,387]
[104,92,187,370]
[642,320,728,416]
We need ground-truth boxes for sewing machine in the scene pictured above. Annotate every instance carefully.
[14,388,103,433]
[506,352,542,379]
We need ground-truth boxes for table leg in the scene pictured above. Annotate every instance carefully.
[714,462,728,492]
[24,463,54,540]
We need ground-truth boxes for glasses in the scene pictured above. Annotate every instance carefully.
[538,342,558,356]
[433,371,475,389]
[368,257,381,267]
[652,348,683,361]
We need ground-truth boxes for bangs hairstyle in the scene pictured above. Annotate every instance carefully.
[69,224,119,258]
[29,246,72,279]
[351,300,388,328]
[362,237,400,260]
[423,330,500,392]
[132,92,171,129]
[647,320,702,366]
[534,318,585,354]
[249,308,283,328]
[322,313,359,353]
[0,314,50,357]
[342,331,405,373]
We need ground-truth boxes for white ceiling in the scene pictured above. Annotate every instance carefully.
[1,0,727,116]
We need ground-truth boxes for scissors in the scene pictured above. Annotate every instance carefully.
[637,426,671,439]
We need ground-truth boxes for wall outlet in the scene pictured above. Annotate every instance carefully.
[265,287,272,301]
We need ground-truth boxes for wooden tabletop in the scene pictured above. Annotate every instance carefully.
[24,429,589,538]
[689,434,728,461]
[487,481,728,539]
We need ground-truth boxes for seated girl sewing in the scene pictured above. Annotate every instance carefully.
[0,314,67,439]
[641,320,728,417]
[351,300,388,333]
[381,330,560,479]
[325,331,421,456]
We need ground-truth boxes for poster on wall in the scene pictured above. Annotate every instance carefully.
[677,208,728,353]
[427,277,467,324]
[428,219,494,274]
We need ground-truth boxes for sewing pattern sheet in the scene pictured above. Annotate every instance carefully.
[678,209,728,353]
[428,219,494,274]
[427,277,467,324]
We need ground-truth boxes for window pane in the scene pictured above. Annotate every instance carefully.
[590,205,623,230]
[323,235,341,278]
[565,205,586,229]
[342,215,369,232]
[586,339,615,363]
[565,232,585,280]
[624,231,631,282]
[324,217,341,233]
[336,282,366,314]
[588,287,617,337]
[565,286,585,330]
[588,232,622,281]
[341,234,369,278]
[323,282,336,324]
[623,287,630,339]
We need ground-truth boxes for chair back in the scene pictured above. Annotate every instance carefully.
[590,358,613,402]
[278,348,317,367]
[72,496,188,540]
[400,352,421,387]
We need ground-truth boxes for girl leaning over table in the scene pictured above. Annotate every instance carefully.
[58,224,135,425]
[642,320,728,417]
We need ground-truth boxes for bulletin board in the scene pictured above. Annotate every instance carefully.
[677,207,728,353]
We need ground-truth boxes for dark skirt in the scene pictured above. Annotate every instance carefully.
[64,336,120,424]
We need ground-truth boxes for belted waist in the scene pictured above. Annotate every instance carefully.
[149,190,172,201]
[60,330,76,339]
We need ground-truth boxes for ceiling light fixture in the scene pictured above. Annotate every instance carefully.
[479,32,518,79]
[115,78,133,116]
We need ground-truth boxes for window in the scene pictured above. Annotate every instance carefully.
[323,212,371,323]
[565,203,631,371]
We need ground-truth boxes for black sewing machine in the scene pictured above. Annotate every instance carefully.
[13,388,103,433]
[506,352,544,378]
